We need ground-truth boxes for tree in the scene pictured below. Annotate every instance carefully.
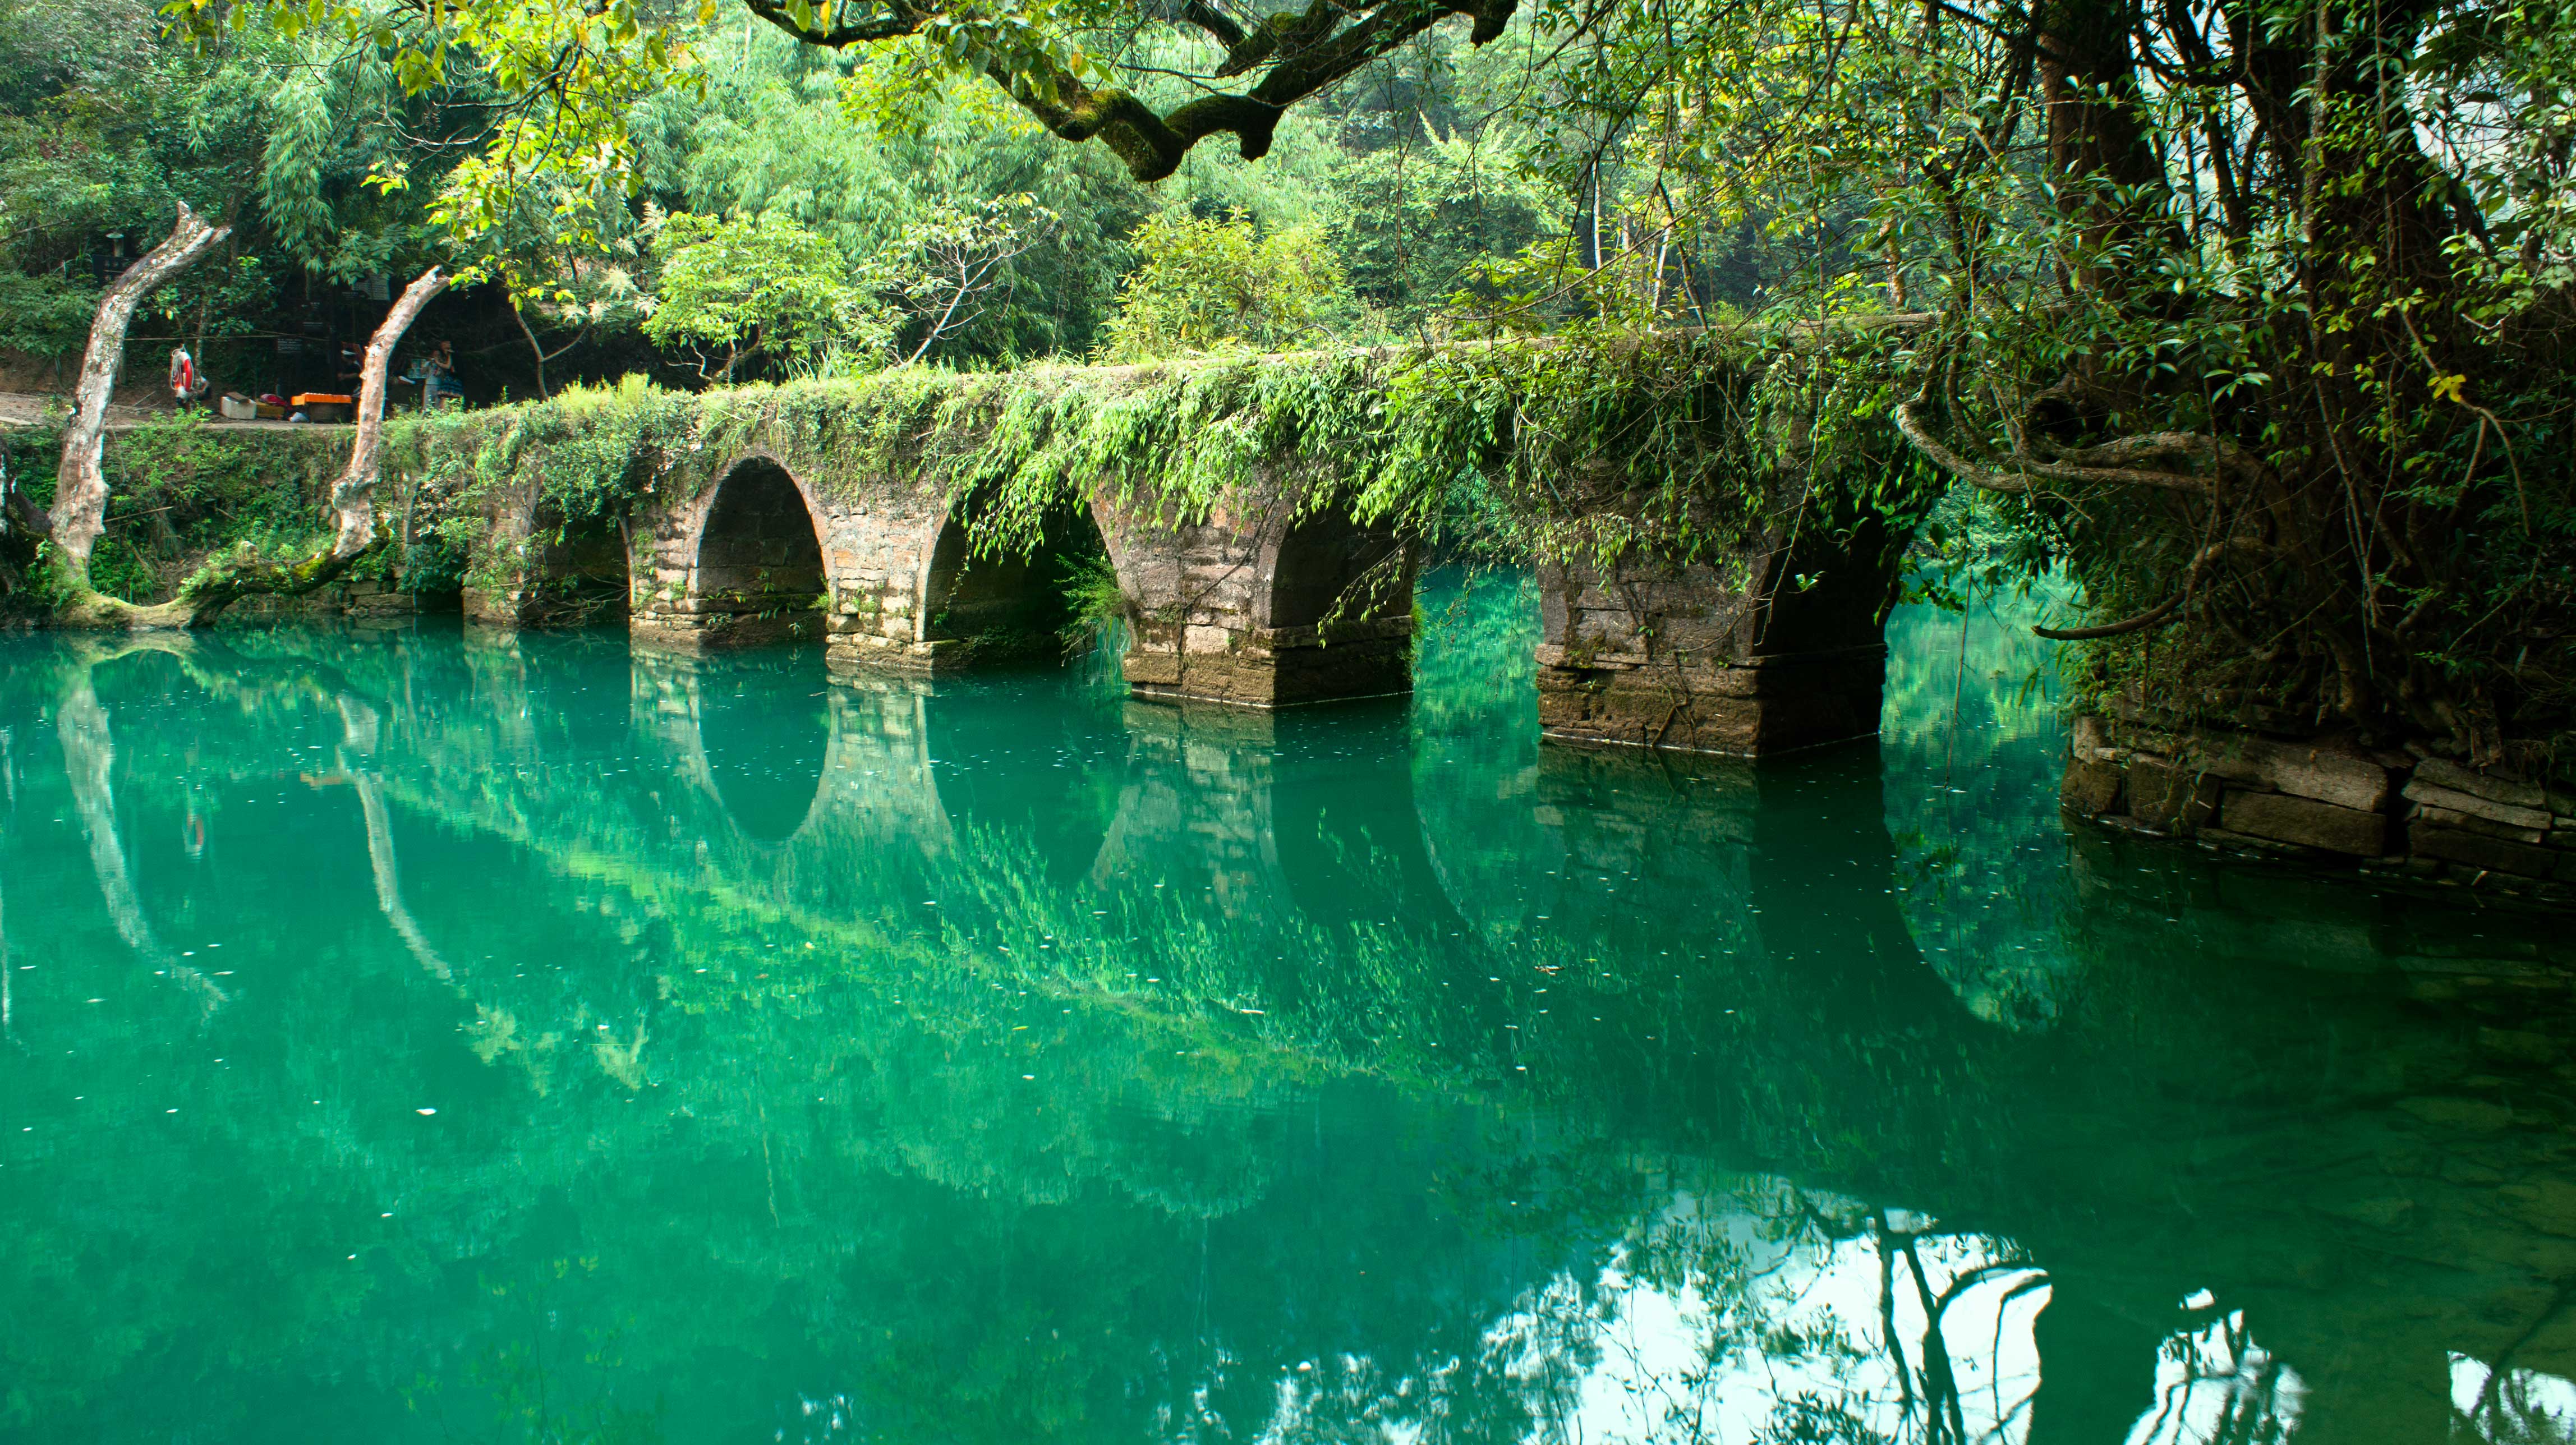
[76,266,452,629]
[1497,0,2576,763]
[885,193,1057,364]
[489,189,648,399]
[44,201,231,606]
[168,0,1531,232]
[642,210,884,380]
[1100,208,1351,359]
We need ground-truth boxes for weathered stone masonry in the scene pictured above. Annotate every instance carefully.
[483,448,1420,710]
[460,426,1909,749]
[1535,514,1906,756]
[2062,712,2576,900]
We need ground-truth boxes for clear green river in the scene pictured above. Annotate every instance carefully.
[6,572,2576,1444]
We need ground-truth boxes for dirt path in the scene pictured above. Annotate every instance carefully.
[0,391,350,432]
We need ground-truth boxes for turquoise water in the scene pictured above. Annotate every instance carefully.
[3,573,2574,1443]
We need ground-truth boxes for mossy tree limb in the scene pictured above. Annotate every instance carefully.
[742,0,1519,182]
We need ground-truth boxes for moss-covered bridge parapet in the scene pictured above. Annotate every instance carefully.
[21,333,1928,752]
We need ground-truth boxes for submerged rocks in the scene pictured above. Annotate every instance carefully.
[2395,1096,2515,1132]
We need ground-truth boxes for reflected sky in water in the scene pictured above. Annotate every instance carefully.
[2,572,2574,1444]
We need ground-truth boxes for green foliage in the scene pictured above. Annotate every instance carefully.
[1054,549,1125,655]
[0,271,98,358]
[0,416,349,607]
[1327,119,1555,333]
[643,210,889,381]
[1100,209,1354,361]
[373,330,1910,610]
[882,192,1059,364]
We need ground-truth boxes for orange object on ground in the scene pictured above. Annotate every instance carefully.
[289,393,354,406]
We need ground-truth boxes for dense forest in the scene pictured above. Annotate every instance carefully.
[5,0,2576,773]
[0,0,1581,399]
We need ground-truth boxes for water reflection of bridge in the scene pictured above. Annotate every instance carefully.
[12,626,2575,1442]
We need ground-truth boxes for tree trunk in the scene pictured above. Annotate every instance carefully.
[515,300,546,399]
[46,203,231,581]
[329,267,448,561]
[113,266,448,629]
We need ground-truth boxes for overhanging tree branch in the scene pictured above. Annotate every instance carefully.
[744,0,1522,181]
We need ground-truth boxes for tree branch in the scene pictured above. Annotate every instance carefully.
[1894,397,2225,496]
[743,0,1520,181]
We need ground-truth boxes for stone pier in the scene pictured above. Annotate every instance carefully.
[1106,504,1412,708]
[1534,515,1906,755]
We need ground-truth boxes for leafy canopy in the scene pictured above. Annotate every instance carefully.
[1102,208,1351,360]
[642,210,886,379]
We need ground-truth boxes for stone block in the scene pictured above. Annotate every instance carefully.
[2196,826,2310,855]
[2059,756,2125,817]
[2414,756,2548,809]
[2071,713,2114,762]
[2404,780,2552,831]
[2127,758,2221,831]
[2412,804,2545,845]
[1123,650,1184,685]
[2413,823,2559,878]
[2219,789,2388,855]
[2225,737,2393,812]
[1538,650,1885,756]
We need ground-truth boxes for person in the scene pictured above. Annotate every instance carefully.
[168,347,210,411]
[418,340,464,409]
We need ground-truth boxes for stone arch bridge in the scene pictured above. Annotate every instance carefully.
[451,381,1906,757]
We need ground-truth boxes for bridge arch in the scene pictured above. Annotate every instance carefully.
[688,453,829,643]
[628,648,835,853]
[1259,510,1404,635]
[633,450,832,649]
[913,495,1120,665]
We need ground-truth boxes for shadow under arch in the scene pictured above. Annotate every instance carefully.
[918,494,1115,663]
[1258,508,1414,704]
[1263,512,1404,633]
[522,496,631,627]
[689,453,829,647]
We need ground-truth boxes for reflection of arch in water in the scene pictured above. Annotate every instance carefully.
[1266,703,1465,933]
[923,673,1123,886]
[629,648,960,869]
[694,668,832,844]
[1088,702,1292,921]
[1085,700,1464,936]
[917,495,1115,664]
[685,453,829,647]
[628,648,834,847]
